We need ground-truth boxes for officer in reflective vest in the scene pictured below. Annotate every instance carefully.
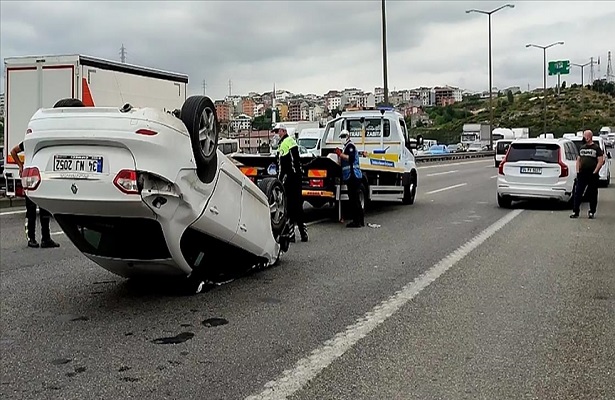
[273,123,308,242]
[335,129,364,228]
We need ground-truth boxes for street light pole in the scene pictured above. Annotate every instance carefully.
[382,0,389,105]
[466,4,514,150]
[572,60,592,129]
[526,41,564,135]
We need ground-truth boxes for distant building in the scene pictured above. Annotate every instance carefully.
[0,92,4,119]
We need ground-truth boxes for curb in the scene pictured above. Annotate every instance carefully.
[0,198,26,209]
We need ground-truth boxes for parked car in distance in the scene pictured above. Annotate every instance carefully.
[425,145,450,155]
[494,139,513,168]
[496,138,579,208]
[568,136,612,187]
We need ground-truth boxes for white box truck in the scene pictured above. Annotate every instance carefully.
[3,54,189,197]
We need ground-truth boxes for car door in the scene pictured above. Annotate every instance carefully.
[193,159,242,244]
[231,176,272,256]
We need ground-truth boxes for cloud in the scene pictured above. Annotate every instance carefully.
[1,0,614,100]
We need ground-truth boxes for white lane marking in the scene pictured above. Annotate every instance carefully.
[417,159,491,170]
[424,183,467,195]
[245,209,524,400]
[490,175,498,179]
[426,170,458,177]
[0,209,27,216]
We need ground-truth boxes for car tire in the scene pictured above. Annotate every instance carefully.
[256,177,288,239]
[402,174,417,205]
[181,95,219,171]
[53,98,85,108]
[497,194,512,208]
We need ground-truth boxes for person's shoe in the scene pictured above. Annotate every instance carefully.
[588,212,595,219]
[569,213,579,219]
[27,239,39,248]
[299,225,308,242]
[41,238,60,248]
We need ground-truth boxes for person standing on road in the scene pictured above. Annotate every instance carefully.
[274,123,308,242]
[335,129,364,228]
[9,141,60,248]
[570,129,605,219]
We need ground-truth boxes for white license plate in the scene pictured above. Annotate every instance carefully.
[520,167,542,174]
[53,155,104,173]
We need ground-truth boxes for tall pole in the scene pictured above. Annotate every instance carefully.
[466,4,514,150]
[488,13,493,150]
[381,0,389,105]
[526,41,564,135]
[573,60,592,129]
[543,47,547,134]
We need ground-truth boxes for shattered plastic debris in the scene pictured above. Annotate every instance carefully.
[367,223,381,228]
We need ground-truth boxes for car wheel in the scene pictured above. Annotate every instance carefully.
[256,177,288,239]
[402,174,417,205]
[181,95,219,171]
[497,194,512,208]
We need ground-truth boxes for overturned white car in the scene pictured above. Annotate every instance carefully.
[22,96,292,293]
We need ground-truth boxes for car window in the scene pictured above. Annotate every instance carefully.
[496,141,512,154]
[506,143,560,163]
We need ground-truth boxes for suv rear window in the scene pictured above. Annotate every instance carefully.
[506,143,560,163]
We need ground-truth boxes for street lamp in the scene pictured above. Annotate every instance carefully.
[572,60,592,129]
[382,0,389,105]
[526,41,564,134]
[466,4,514,150]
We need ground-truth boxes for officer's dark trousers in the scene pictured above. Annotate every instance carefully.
[284,176,305,228]
[572,172,599,214]
[25,195,52,241]
[345,177,364,224]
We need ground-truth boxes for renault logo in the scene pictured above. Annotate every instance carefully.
[71,183,78,194]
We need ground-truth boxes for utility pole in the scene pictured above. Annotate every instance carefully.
[202,79,207,95]
[589,57,596,83]
[466,4,515,150]
[526,41,564,135]
[573,60,592,129]
[119,44,127,63]
[606,51,613,82]
[381,0,389,106]
[228,79,232,97]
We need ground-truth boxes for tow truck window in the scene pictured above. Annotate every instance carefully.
[347,118,390,138]
[399,118,408,139]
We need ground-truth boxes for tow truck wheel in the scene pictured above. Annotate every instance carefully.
[402,175,417,205]
[181,95,219,171]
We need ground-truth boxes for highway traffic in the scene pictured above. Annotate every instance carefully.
[2,158,613,400]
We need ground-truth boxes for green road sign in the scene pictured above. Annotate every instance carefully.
[548,60,570,76]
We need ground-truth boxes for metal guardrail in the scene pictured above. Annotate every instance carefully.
[415,151,495,163]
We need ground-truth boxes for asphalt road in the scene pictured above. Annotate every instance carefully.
[1,158,613,400]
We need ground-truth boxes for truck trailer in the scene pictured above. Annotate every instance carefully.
[461,123,491,148]
[3,54,189,197]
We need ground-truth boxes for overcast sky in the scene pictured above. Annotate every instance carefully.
[1,1,614,101]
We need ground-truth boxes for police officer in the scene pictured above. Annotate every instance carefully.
[335,129,365,228]
[10,141,60,248]
[273,123,308,242]
[570,129,605,219]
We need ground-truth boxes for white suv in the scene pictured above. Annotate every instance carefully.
[496,138,579,208]
[569,136,611,187]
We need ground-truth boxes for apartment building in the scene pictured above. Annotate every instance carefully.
[240,97,256,117]
[230,114,252,132]
[215,100,232,122]
[0,92,4,119]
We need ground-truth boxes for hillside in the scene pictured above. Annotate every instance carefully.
[411,83,615,144]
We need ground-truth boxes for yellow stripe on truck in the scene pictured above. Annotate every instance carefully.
[302,190,335,198]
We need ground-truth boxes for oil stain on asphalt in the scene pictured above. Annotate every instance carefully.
[151,332,194,344]
[202,318,228,327]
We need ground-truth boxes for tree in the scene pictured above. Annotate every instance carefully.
[507,90,514,104]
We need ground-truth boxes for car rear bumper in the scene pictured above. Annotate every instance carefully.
[497,179,572,201]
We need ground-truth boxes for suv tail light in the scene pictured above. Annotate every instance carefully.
[113,169,139,194]
[498,154,507,175]
[558,149,569,178]
[22,167,41,191]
